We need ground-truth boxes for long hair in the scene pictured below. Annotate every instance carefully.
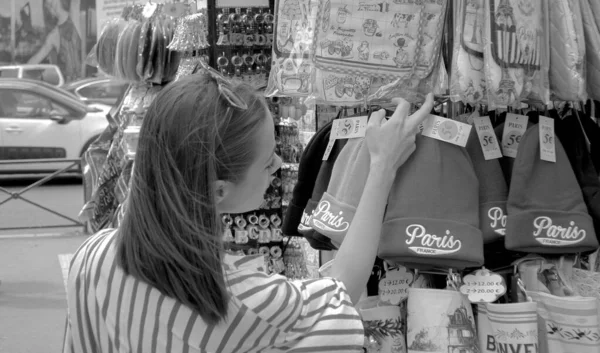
[116,73,269,324]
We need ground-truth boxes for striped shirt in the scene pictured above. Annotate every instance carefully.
[64,229,364,353]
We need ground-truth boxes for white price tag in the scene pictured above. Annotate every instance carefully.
[459,268,507,303]
[330,116,368,140]
[142,2,158,18]
[539,116,556,163]
[378,266,413,305]
[420,115,472,147]
[322,138,336,161]
[473,116,502,160]
[501,114,529,158]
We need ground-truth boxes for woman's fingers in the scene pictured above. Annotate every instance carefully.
[368,108,386,127]
[389,97,411,125]
[406,93,434,130]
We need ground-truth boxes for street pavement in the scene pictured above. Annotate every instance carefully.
[0,234,87,353]
[0,176,84,237]
[0,176,87,352]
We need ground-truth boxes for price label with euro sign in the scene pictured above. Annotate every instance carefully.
[378,266,413,305]
[460,268,507,303]
[473,116,502,160]
[501,113,528,158]
[539,116,556,162]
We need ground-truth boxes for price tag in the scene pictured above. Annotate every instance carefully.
[459,268,507,303]
[378,266,413,305]
[420,115,472,147]
[473,116,502,160]
[142,2,158,18]
[322,138,336,161]
[501,114,529,158]
[538,116,556,163]
[330,116,368,140]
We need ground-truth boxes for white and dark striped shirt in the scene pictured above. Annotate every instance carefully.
[64,229,364,353]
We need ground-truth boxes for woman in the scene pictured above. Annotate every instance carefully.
[28,0,82,82]
[65,71,433,352]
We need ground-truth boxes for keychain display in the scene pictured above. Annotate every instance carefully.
[214,7,273,87]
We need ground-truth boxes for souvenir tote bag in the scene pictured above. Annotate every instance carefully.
[407,288,479,353]
[311,0,447,82]
[357,297,406,353]
[477,302,539,353]
[527,290,600,353]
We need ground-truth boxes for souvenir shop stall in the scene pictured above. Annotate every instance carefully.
[80,0,600,352]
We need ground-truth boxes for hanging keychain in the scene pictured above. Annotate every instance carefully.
[217,53,229,76]
[231,53,243,77]
[222,215,234,242]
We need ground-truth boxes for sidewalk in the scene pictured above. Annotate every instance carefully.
[0,232,87,353]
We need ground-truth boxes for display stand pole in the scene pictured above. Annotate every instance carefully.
[10,0,15,63]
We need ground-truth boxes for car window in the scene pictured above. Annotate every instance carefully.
[77,81,128,102]
[0,90,68,118]
[0,69,19,78]
[23,67,61,86]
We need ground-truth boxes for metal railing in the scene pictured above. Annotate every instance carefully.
[0,158,83,231]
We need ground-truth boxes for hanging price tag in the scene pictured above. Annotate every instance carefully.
[330,116,368,140]
[538,116,556,163]
[142,2,158,18]
[322,136,336,161]
[473,116,502,160]
[420,115,472,147]
[501,114,529,158]
[378,266,414,305]
[459,268,507,303]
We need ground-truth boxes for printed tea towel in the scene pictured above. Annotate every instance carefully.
[450,0,488,104]
[483,0,549,108]
[312,0,447,81]
[266,0,318,97]
[407,288,479,353]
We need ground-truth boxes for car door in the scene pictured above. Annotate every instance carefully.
[76,80,129,106]
[0,89,81,173]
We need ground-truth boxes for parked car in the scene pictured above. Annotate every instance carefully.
[0,64,65,87]
[0,78,109,174]
[63,77,129,106]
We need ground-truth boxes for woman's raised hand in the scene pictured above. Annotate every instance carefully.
[365,93,434,173]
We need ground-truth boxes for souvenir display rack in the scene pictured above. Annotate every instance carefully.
[82,0,600,351]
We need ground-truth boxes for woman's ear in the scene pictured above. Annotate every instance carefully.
[213,180,232,211]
